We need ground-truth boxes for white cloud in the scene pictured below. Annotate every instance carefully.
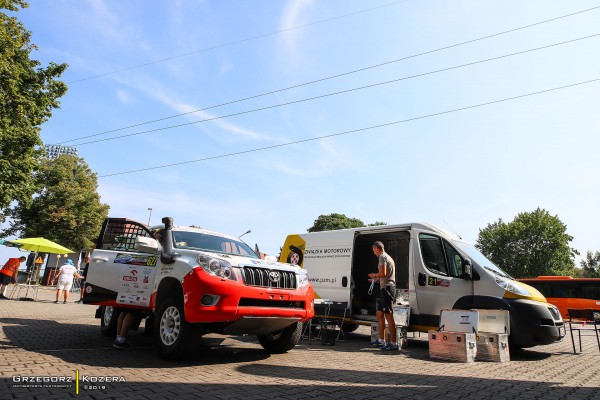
[112,74,271,141]
[278,0,314,60]
[219,60,234,77]
[268,138,352,177]
[115,89,135,105]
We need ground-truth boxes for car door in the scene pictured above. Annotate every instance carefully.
[84,218,158,308]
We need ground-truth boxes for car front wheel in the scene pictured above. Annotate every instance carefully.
[154,296,202,360]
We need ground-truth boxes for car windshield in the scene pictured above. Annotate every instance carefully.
[452,240,513,279]
[172,230,259,258]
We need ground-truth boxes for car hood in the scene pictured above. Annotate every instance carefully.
[195,251,299,272]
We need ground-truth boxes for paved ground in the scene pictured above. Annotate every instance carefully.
[1,285,599,400]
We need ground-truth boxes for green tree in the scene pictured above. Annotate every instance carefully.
[1,155,109,251]
[580,251,600,278]
[0,0,68,215]
[307,213,386,232]
[475,208,578,278]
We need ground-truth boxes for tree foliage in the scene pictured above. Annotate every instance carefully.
[1,155,109,251]
[307,213,386,232]
[0,0,68,214]
[580,251,600,278]
[475,208,578,278]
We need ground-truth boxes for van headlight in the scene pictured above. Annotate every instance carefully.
[297,268,309,288]
[495,276,529,296]
[197,255,237,281]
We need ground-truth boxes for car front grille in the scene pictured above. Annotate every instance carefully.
[241,267,297,289]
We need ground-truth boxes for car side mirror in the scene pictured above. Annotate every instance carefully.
[134,237,161,253]
[462,259,473,280]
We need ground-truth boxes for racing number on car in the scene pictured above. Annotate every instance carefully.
[428,276,438,286]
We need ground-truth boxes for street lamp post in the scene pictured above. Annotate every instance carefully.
[147,208,153,226]
[239,230,251,239]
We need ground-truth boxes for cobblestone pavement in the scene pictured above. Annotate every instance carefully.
[1,286,599,399]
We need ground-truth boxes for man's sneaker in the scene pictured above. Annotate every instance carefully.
[113,340,131,349]
[53,301,59,304]
[369,339,385,347]
[381,342,399,351]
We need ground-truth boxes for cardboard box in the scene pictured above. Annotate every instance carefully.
[428,330,477,363]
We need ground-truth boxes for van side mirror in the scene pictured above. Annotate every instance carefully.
[462,259,473,280]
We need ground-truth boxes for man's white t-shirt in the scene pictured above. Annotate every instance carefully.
[57,264,78,283]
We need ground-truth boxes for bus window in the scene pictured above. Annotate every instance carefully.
[550,285,577,298]
[580,284,600,300]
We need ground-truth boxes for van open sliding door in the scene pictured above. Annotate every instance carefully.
[350,229,410,321]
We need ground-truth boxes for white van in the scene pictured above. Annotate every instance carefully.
[280,223,564,348]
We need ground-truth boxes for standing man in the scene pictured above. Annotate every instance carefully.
[368,241,398,351]
[0,256,26,299]
[51,259,83,304]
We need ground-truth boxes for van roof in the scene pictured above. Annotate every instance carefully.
[303,222,461,240]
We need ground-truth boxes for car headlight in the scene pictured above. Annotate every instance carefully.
[297,268,309,288]
[495,276,529,296]
[197,254,237,281]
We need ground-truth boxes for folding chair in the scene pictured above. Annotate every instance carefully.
[320,301,348,345]
[567,308,600,354]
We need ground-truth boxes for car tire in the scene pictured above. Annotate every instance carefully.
[154,296,202,360]
[100,306,121,337]
[257,322,302,354]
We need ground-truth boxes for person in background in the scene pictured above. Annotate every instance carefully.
[51,259,83,304]
[0,256,26,299]
[75,256,91,304]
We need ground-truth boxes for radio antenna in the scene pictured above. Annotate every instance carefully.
[443,220,462,240]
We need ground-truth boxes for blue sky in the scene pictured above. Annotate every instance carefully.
[1,0,599,266]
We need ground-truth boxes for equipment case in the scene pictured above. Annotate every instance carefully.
[428,330,477,363]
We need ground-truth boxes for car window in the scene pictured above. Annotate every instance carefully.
[419,234,448,276]
[99,219,152,253]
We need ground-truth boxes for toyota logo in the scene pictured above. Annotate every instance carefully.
[268,271,280,283]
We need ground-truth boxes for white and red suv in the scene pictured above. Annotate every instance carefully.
[84,217,314,359]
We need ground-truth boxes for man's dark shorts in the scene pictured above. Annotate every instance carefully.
[376,285,397,313]
[0,274,13,285]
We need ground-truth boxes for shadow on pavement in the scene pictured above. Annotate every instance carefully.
[0,317,270,368]
[2,365,597,400]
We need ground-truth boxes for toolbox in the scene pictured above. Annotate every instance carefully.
[473,309,510,334]
[475,332,510,362]
[428,330,477,363]
[439,309,479,333]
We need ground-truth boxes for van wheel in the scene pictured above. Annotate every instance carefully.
[257,322,302,353]
[100,306,121,337]
[154,296,203,360]
[341,323,359,333]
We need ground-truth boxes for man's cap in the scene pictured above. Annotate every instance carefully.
[65,259,74,265]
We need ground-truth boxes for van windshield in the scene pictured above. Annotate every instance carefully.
[452,240,513,280]
[172,230,259,258]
